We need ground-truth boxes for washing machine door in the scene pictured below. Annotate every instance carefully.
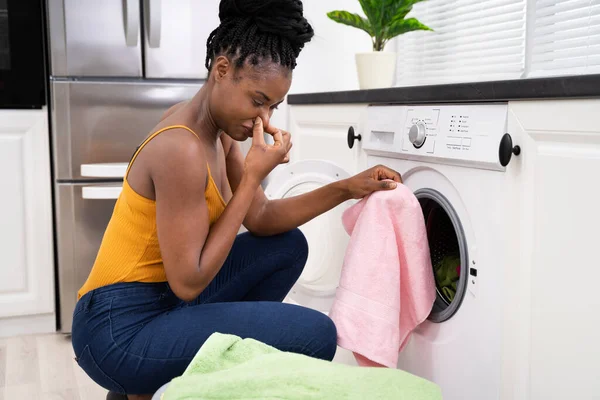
[264,160,354,313]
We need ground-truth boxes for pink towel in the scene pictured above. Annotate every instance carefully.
[329,184,436,368]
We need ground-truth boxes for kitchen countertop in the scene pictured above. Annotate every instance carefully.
[286,74,600,105]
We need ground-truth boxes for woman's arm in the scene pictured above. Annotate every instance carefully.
[254,166,401,236]
[151,129,260,302]
[253,165,401,236]
[224,135,402,236]
[152,119,288,301]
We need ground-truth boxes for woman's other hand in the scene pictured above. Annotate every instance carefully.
[344,165,403,199]
[243,117,292,184]
[264,121,292,164]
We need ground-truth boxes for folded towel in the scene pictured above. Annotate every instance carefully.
[162,333,442,400]
[329,184,436,368]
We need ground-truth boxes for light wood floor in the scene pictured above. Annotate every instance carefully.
[0,332,358,400]
[0,333,108,400]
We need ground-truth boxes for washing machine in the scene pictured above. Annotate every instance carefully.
[265,159,353,312]
[360,103,521,400]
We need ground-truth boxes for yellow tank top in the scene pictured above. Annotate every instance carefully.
[78,125,227,299]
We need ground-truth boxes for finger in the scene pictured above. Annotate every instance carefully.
[387,169,402,183]
[278,130,290,149]
[281,155,290,164]
[283,148,292,162]
[281,132,292,151]
[388,167,403,183]
[252,117,266,146]
[264,121,280,135]
[384,180,398,189]
[373,179,397,191]
[379,166,403,183]
[272,129,284,148]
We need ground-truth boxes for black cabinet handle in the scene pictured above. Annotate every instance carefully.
[347,126,361,149]
[499,133,521,167]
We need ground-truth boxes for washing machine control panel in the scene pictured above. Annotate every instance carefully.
[362,104,510,170]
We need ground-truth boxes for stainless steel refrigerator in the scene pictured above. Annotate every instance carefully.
[47,0,220,332]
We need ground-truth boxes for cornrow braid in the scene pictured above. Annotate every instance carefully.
[205,0,314,72]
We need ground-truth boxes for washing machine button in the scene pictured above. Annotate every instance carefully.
[409,121,427,148]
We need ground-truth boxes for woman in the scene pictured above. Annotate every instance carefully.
[72,0,402,399]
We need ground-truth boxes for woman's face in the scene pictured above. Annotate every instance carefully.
[210,56,292,141]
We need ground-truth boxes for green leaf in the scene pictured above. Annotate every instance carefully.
[358,0,379,25]
[358,0,384,38]
[327,0,433,51]
[326,11,374,37]
[391,0,429,22]
[383,17,433,41]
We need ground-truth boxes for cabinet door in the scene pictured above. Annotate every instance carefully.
[287,104,368,176]
[143,0,220,79]
[280,104,367,323]
[0,110,54,318]
[506,100,600,400]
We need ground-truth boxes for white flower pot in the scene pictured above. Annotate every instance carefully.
[355,52,397,90]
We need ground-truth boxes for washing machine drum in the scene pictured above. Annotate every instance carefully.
[414,188,469,323]
[264,160,353,313]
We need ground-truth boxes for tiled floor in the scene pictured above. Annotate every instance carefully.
[0,334,107,400]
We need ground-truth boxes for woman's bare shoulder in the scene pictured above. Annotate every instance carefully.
[160,101,189,121]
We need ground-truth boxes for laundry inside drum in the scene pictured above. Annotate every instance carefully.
[416,189,468,323]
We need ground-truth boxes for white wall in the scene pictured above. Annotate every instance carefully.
[290,0,373,94]
[271,0,373,127]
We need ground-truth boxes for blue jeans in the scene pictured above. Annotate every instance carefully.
[71,229,338,395]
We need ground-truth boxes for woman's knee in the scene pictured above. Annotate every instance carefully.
[277,228,309,268]
[305,311,338,361]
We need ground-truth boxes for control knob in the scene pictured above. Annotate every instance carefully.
[408,121,427,148]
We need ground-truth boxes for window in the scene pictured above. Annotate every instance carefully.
[395,0,527,86]
[529,0,600,77]
[393,0,600,86]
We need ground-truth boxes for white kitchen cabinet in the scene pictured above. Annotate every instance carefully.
[286,103,369,176]
[0,109,55,336]
[502,99,600,400]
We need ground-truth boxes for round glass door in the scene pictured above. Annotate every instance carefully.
[415,188,469,323]
[283,181,350,297]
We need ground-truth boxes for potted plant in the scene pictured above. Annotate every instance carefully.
[327,0,432,89]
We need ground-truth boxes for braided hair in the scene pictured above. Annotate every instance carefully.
[205,0,314,72]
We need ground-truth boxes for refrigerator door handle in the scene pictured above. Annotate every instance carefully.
[81,163,128,179]
[124,0,140,47]
[82,186,123,200]
[146,0,162,48]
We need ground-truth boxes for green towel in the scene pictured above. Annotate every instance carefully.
[163,333,442,400]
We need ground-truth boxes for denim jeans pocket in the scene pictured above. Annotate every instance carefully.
[76,345,126,394]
